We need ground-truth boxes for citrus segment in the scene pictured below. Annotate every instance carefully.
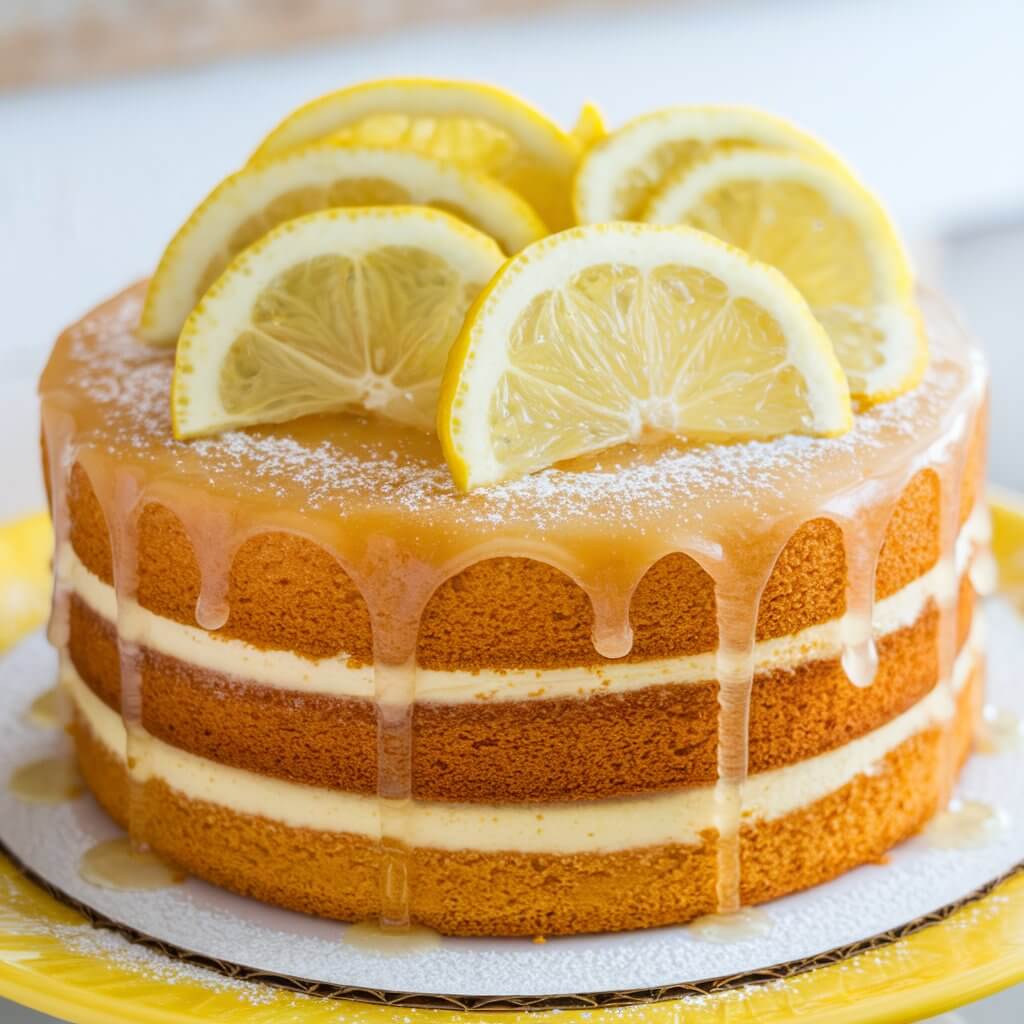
[439,223,852,490]
[172,207,504,439]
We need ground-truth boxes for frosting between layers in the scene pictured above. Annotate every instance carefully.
[61,504,987,703]
[65,618,980,853]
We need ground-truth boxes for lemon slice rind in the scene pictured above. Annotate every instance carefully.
[172,206,505,440]
[439,223,852,491]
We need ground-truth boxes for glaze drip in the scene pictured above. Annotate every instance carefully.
[9,756,83,804]
[41,407,77,653]
[924,798,1008,850]
[934,408,976,810]
[374,655,418,930]
[705,551,780,913]
[39,285,987,931]
[25,687,62,730]
[584,559,650,661]
[343,920,442,955]
[86,461,149,850]
[689,906,771,943]
[182,504,238,632]
[79,836,184,890]
[830,482,904,688]
[977,706,1024,754]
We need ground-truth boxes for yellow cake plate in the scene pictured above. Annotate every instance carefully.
[2,505,1023,1024]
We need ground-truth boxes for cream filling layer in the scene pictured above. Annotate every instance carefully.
[65,620,980,854]
[60,504,988,704]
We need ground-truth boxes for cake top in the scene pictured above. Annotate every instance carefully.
[44,284,981,545]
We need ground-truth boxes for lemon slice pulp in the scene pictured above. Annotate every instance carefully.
[250,78,580,230]
[645,150,925,401]
[439,223,852,490]
[141,145,543,345]
[573,105,835,225]
[172,207,504,439]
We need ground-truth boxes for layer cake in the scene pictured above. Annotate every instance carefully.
[40,283,988,936]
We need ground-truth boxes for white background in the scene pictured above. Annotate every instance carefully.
[1,0,1022,1019]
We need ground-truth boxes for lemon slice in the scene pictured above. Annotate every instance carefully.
[249,78,580,230]
[172,207,504,439]
[438,223,851,490]
[573,105,834,224]
[140,145,542,346]
[645,149,925,401]
[571,101,607,150]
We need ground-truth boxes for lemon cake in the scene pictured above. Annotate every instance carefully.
[38,80,990,937]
